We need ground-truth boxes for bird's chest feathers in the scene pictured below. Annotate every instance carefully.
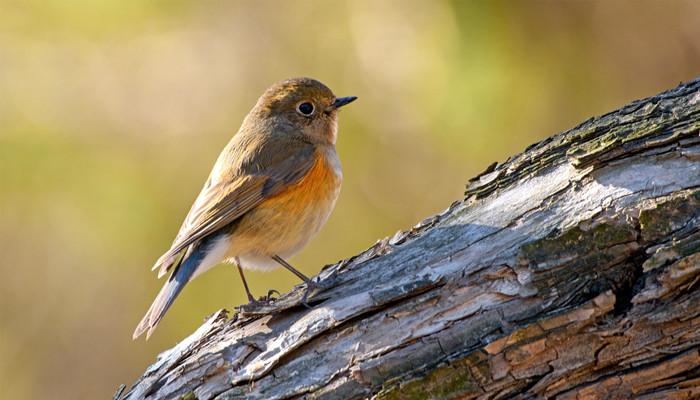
[270,151,341,217]
[228,150,341,258]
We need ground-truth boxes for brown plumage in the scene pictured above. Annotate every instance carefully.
[134,78,356,339]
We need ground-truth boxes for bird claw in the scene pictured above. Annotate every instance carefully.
[300,270,338,307]
[240,289,281,309]
[250,289,280,304]
[262,289,281,302]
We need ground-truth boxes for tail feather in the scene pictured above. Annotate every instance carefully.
[133,244,206,340]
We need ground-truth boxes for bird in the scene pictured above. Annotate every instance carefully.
[133,77,356,339]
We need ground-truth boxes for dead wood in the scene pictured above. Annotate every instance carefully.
[117,77,700,400]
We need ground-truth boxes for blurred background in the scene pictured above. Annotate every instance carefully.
[1,1,699,398]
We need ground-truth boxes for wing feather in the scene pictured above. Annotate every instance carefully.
[153,138,317,277]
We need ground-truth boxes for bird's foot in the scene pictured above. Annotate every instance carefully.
[260,289,281,302]
[235,289,280,315]
[246,289,280,305]
[300,270,338,307]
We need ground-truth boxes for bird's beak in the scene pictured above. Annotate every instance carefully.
[328,96,357,111]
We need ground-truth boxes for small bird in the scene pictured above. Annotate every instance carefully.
[133,78,356,339]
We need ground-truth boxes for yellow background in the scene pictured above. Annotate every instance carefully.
[2,1,699,399]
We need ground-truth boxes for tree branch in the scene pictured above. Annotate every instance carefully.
[118,77,700,400]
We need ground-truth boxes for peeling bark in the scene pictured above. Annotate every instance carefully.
[117,77,700,400]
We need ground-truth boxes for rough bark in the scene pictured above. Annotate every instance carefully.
[117,77,700,400]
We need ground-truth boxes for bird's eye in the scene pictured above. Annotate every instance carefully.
[297,102,314,116]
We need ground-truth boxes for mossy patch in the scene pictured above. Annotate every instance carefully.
[643,231,700,272]
[639,190,700,241]
[375,358,479,400]
[521,223,636,267]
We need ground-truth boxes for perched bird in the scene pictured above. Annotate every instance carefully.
[133,78,356,339]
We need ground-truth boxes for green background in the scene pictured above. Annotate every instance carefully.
[2,1,699,399]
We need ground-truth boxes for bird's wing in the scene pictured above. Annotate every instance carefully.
[153,138,318,277]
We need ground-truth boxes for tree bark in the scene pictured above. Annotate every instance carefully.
[117,77,700,400]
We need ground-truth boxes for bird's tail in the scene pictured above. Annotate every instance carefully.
[133,243,206,340]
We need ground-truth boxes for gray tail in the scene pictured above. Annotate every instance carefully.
[133,243,207,340]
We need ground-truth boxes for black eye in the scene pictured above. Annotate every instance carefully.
[297,102,314,116]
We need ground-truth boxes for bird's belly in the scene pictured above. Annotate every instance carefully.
[225,154,341,271]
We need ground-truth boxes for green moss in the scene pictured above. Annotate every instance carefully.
[566,129,619,160]
[643,231,700,271]
[465,352,487,365]
[619,122,664,144]
[376,358,478,400]
[179,392,198,400]
[565,99,699,167]
[507,324,545,345]
[639,190,700,240]
[471,360,492,380]
[521,223,636,267]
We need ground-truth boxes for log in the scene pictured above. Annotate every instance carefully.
[116,77,700,400]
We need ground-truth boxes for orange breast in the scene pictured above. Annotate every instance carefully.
[267,151,341,212]
[225,149,342,260]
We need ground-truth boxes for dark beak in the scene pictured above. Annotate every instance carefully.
[328,96,357,111]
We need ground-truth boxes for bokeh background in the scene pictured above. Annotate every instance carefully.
[2,1,699,399]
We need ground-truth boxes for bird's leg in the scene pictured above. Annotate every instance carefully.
[271,255,335,305]
[236,263,257,304]
[271,255,325,288]
[237,261,279,304]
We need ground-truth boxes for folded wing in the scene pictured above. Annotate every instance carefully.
[152,138,318,278]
